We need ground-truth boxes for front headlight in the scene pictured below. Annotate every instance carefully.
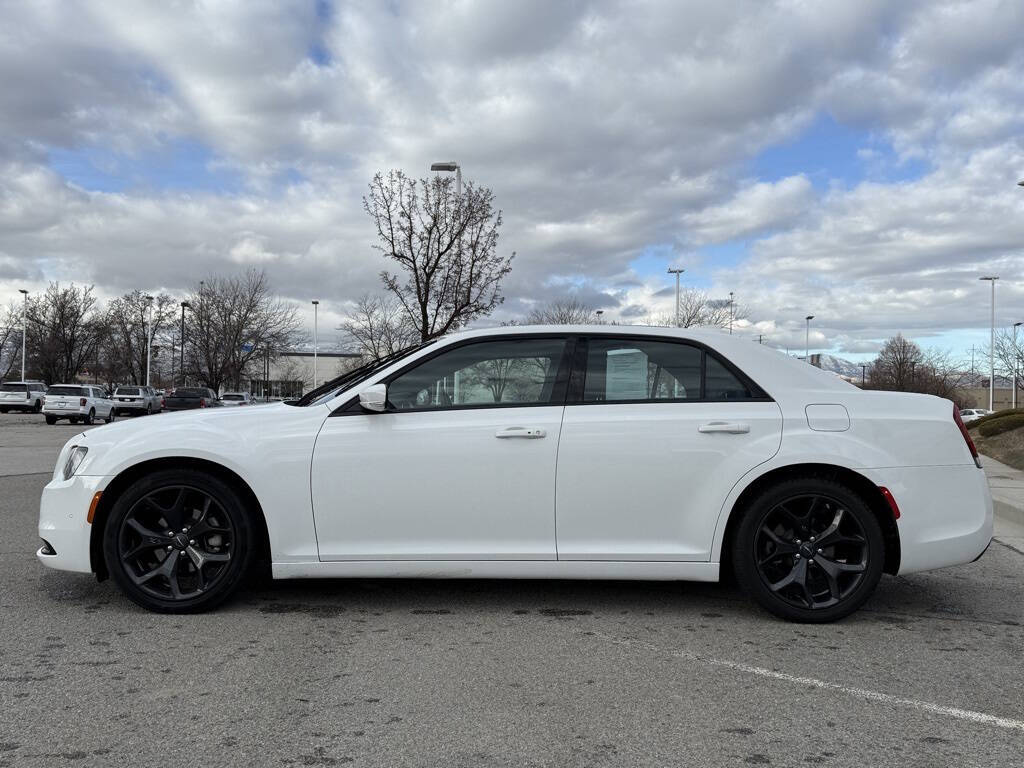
[62,446,89,481]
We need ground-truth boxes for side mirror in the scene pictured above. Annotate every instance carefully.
[359,383,388,413]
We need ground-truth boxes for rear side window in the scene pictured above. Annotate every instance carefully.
[577,337,758,403]
[0,384,28,393]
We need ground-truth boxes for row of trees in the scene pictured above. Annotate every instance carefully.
[865,334,974,405]
[0,271,301,392]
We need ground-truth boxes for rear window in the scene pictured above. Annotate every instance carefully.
[221,394,245,400]
[115,387,141,396]
[47,386,83,396]
[0,383,27,393]
[173,388,205,397]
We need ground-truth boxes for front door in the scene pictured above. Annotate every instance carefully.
[555,335,783,561]
[310,336,572,560]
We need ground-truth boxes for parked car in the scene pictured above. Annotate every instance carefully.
[163,387,221,411]
[42,384,115,425]
[219,392,252,407]
[37,326,992,620]
[959,408,992,423]
[0,380,47,413]
[112,386,163,416]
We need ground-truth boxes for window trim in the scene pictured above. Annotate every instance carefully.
[330,334,577,417]
[566,333,772,405]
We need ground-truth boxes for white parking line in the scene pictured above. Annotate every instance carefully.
[594,632,1024,733]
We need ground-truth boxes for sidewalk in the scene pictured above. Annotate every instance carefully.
[980,454,1024,550]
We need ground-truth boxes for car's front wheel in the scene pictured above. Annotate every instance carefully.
[106,408,116,424]
[45,415,56,425]
[103,470,255,613]
[732,477,885,623]
[83,409,95,425]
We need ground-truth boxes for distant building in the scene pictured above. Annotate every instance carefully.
[249,349,362,399]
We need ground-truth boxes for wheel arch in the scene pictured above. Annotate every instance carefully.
[718,463,901,579]
[89,457,272,581]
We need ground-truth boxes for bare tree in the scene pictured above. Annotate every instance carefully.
[339,294,419,361]
[0,302,22,380]
[641,288,749,329]
[184,270,301,393]
[105,290,177,385]
[525,298,597,325]
[26,283,105,385]
[867,334,970,404]
[364,170,513,341]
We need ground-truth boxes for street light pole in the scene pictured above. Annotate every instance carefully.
[805,315,814,363]
[18,289,27,381]
[179,301,190,387]
[861,364,866,387]
[430,161,462,196]
[728,292,735,335]
[1014,322,1023,409]
[980,276,998,411]
[311,300,320,388]
[144,294,154,386]
[667,268,684,326]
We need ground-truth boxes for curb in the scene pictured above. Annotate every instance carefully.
[994,500,1024,528]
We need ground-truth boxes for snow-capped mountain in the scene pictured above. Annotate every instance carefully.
[812,354,865,380]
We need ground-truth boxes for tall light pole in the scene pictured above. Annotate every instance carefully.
[430,161,462,196]
[667,267,684,326]
[179,301,190,388]
[311,300,320,388]
[980,276,998,410]
[805,315,814,363]
[728,292,735,335]
[1014,321,1023,409]
[143,294,154,386]
[18,289,28,381]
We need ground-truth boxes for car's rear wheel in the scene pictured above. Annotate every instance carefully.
[146,404,152,415]
[106,408,116,424]
[83,409,95,425]
[732,478,884,623]
[103,470,255,613]
[0,408,7,414]
[45,415,56,425]
[33,399,42,413]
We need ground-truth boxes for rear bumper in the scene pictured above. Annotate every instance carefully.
[43,406,88,417]
[114,402,150,412]
[37,474,107,574]
[863,464,993,574]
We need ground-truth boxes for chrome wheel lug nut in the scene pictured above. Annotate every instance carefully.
[189,539,196,545]
[166,545,173,551]
[795,554,801,559]
[809,537,815,542]
[795,539,801,544]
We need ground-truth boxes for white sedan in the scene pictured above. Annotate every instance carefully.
[37,326,992,621]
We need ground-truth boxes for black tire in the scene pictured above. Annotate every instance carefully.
[33,399,42,413]
[0,408,7,414]
[106,408,116,424]
[83,409,95,425]
[45,415,56,425]
[69,417,78,424]
[732,477,884,623]
[102,469,255,613]
[146,404,152,415]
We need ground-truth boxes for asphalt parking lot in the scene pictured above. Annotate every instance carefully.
[1,412,1022,767]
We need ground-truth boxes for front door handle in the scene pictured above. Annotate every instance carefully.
[698,421,750,434]
[495,426,546,439]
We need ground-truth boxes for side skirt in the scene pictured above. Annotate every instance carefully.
[272,560,720,582]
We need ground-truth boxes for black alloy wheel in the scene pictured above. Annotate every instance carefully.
[104,470,254,612]
[732,478,884,623]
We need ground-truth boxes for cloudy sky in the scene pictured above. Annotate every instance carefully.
[2,0,1024,360]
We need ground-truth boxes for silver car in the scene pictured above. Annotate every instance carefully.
[112,386,163,416]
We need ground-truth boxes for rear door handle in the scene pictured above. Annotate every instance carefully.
[698,421,750,434]
[495,427,546,439]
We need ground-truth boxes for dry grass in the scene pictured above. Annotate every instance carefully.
[975,424,1024,471]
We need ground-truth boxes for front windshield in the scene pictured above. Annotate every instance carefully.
[293,341,435,407]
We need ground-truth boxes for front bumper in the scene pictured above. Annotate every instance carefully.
[863,464,993,574]
[37,474,108,574]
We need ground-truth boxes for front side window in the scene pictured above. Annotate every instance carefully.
[579,337,755,402]
[387,338,568,411]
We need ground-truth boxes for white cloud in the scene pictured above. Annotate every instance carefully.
[0,0,1022,357]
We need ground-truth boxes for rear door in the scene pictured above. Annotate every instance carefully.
[554,335,783,561]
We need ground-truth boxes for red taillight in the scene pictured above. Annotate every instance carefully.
[199,398,206,408]
[953,405,982,468]
[80,397,87,406]
[878,486,900,519]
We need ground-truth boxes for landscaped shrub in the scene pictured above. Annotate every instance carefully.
[978,413,1024,438]
[968,408,1024,431]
